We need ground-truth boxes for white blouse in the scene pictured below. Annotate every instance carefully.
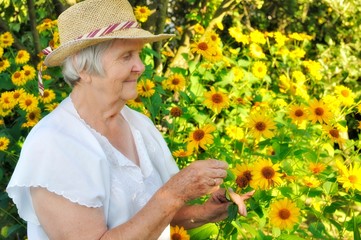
[6,97,179,239]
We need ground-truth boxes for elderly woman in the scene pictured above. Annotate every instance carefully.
[6,0,253,239]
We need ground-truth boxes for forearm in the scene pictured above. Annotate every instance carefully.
[102,187,185,240]
[171,204,207,230]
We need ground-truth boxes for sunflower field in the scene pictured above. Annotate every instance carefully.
[1,0,361,239]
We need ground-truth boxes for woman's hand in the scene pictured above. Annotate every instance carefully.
[164,159,228,203]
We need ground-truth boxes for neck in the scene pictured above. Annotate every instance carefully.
[70,86,126,126]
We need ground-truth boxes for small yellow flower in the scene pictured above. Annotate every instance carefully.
[163,73,186,92]
[203,87,229,114]
[170,225,190,240]
[137,79,155,98]
[134,6,152,23]
[269,198,300,230]
[11,71,27,86]
[252,61,267,79]
[127,96,143,109]
[22,65,36,82]
[0,91,17,110]
[0,59,11,73]
[288,104,308,125]
[187,124,216,152]
[172,149,192,158]
[232,163,253,188]
[308,99,333,124]
[41,89,56,104]
[0,136,10,151]
[225,125,244,141]
[228,27,249,44]
[251,158,283,190]
[15,50,31,65]
[249,30,266,44]
[193,23,205,34]
[249,43,266,58]
[45,102,59,112]
[335,160,361,192]
[246,111,276,140]
[303,176,321,188]
[18,93,39,112]
[0,46,3,58]
[309,162,326,174]
[0,32,14,48]
[334,85,355,106]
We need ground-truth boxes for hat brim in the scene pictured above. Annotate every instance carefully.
[44,28,175,67]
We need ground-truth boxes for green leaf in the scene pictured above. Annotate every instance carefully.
[188,223,218,240]
[322,181,338,195]
[227,203,238,221]
[309,222,326,238]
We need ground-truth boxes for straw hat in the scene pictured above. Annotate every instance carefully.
[43,0,175,67]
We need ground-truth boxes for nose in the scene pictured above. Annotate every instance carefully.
[133,55,145,76]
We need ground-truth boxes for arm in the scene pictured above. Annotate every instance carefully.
[30,159,228,240]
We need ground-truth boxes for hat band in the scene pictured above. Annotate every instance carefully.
[38,20,140,96]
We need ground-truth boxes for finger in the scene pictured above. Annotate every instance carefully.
[208,168,228,179]
[205,159,229,169]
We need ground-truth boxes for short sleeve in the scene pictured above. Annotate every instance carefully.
[6,111,110,225]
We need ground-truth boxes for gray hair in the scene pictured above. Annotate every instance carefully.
[62,40,115,87]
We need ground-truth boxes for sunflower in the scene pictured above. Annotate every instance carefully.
[322,124,346,147]
[127,96,143,109]
[274,31,288,47]
[36,18,57,33]
[288,104,308,125]
[0,32,14,48]
[170,225,190,240]
[225,125,244,141]
[203,87,229,113]
[309,162,326,174]
[11,70,27,86]
[289,48,306,59]
[22,65,36,82]
[25,108,41,125]
[40,89,56,104]
[335,160,361,192]
[190,40,217,59]
[186,124,216,152]
[0,59,11,73]
[18,93,39,112]
[269,198,300,230]
[172,149,192,158]
[249,43,266,58]
[246,111,276,140]
[137,79,155,97]
[15,50,31,65]
[307,99,333,124]
[303,176,321,188]
[169,106,182,118]
[45,102,59,112]
[163,73,186,92]
[11,89,26,103]
[232,163,253,188]
[204,47,223,62]
[228,27,249,44]
[334,85,355,106]
[193,23,205,34]
[0,91,17,110]
[204,30,221,45]
[250,158,283,190]
[252,61,267,79]
[231,67,245,82]
[0,136,10,151]
[134,6,151,22]
[249,30,266,44]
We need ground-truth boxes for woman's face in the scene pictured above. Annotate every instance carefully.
[90,39,145,103]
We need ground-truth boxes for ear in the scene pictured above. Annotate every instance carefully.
[72,55,92,83]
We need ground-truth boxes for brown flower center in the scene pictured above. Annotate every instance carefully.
[28,112,36,120]
[171,233,182,240]
[261,166,275,179]
[349,175,357,183]
[170,107,182,117]
[198,42,208,51]
[314,107,324,116]
[329,129,339,138]
[341,90,349,97]
[193,129,205,141]
[212,93,223,104]
[278,209,291,220]
[172,78,180,85]
[295,109,304,117]
[255,122,266,131]
[25,99,32,106]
